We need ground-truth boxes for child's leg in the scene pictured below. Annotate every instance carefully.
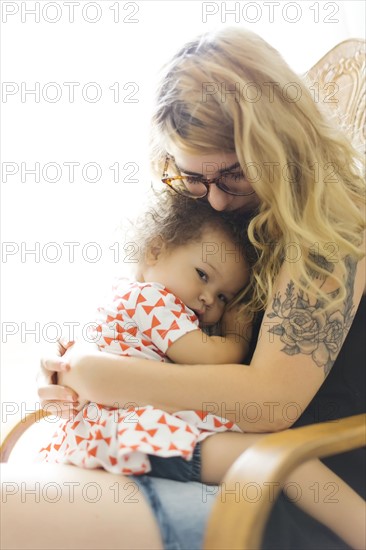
[200,431,263,484]
[200,432,365,550]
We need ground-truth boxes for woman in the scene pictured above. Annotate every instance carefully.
[2,27,365,550]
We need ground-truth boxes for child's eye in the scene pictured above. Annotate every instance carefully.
[196,268,208,282]
[218,293,229,304]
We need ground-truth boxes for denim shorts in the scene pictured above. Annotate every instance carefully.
[132,479,350,550]
[131,475,218,549]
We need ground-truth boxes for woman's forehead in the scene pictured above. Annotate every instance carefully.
[169,149,239,174]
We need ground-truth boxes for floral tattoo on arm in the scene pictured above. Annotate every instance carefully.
[266,256,357,376]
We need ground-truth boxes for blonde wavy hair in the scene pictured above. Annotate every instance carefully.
[150,27,365,316]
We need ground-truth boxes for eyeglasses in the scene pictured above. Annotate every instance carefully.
[161,155,256,199]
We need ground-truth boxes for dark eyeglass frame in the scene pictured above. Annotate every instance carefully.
[161,155,256,198]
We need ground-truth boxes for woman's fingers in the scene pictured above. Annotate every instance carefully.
[38,384,79,403]
[58,338,75,355]
[39,386,80,418]
[42,356,71,373]
[40,340,75,374]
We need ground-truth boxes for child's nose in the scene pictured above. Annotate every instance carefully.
[200,290,214,306]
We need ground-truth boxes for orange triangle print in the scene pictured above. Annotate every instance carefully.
[157,328,168,339]
[136,293,147,304]
[126,324,138,336]
[151,315,161,329]
[168,424,180,433]
[125,309,136,317]
[172,310,183,318]
[195,410,208,421]
[128,444,141,451]
[88,446,98,457]
[135,423,146,431]
[119,342,130,352]
[168,320,179,332]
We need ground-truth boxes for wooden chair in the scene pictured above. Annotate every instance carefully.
[1,39,365,549]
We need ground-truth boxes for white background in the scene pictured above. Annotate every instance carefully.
[1,0,365,431]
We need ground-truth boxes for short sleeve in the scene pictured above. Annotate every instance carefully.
[133,284,200,355]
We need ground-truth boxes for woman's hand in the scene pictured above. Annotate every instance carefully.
[37,339,80,418]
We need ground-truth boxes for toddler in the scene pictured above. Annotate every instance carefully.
[39,192,253,480]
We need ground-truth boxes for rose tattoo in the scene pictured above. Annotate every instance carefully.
[266,256,356,376]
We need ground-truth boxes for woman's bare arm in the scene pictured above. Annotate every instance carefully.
[55,254,365,433]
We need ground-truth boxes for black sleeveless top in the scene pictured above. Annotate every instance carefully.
[249,294,366,498]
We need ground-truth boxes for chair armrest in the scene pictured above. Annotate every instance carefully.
[204,413,366,550]
[0,410,53,463]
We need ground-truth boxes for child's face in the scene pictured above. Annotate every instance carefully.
[143,228,249,325]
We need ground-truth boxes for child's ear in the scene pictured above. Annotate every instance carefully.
[145,235,165,265]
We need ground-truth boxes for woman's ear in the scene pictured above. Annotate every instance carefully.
[145,235,165,265]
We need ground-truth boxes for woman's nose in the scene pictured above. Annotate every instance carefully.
[206,184,231,211]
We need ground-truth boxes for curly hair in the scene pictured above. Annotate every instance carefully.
[149,27,365,315]
[133,189,255,257]
[130,189,257,309]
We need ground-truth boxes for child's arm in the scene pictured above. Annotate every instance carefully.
[200,432,366,550]
[167,304,252,364]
